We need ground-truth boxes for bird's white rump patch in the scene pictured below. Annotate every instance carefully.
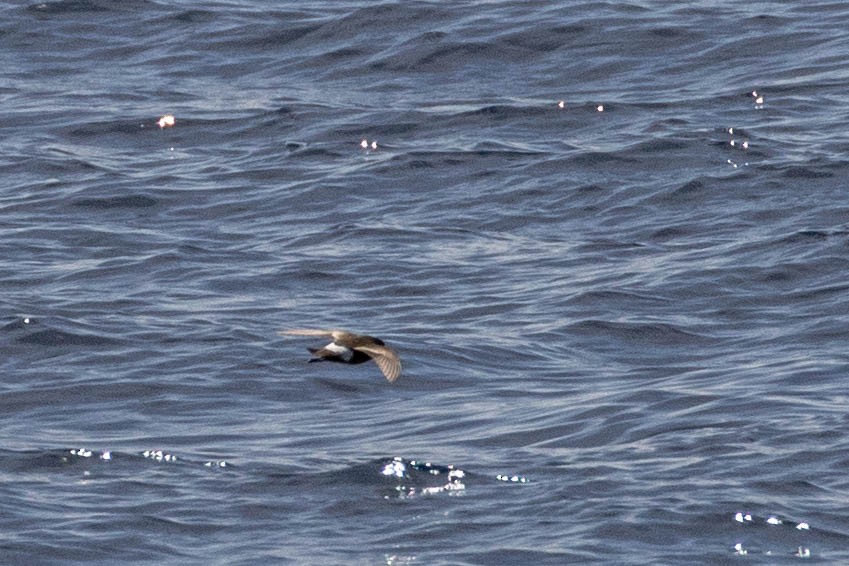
[325,342,354,361]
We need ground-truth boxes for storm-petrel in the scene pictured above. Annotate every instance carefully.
[280,329,401,382]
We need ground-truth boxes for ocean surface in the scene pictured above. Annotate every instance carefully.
[3,0,849,563]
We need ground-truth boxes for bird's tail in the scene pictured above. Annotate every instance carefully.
[307,347,324,363]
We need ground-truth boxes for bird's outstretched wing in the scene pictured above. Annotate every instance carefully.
[279,329,337,337]
[354,344,402,382]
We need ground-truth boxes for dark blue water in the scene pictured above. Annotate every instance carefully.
[3,1,849,563]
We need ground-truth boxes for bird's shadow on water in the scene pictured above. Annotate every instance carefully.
[308,371,450,395]
[314,377,367,394]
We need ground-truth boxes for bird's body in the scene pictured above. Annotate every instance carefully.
[279,329,401,382]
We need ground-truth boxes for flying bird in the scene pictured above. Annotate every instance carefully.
[279,329,401,382]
